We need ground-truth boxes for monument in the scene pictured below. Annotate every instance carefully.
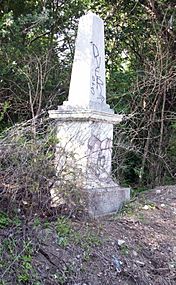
[49,12,130,217]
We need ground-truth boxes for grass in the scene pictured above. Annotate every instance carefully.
[55,217,102,250]
[0,213,102,284]
[0,212,12,229]
[56,217,72,247]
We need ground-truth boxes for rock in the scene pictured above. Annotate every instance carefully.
[142,205,149,210]
[117,239,125,246]
[136,260,145,266]
[132,250,138,257]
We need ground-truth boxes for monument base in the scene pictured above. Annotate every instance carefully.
[85,185,130,218]
[50,182,130,218]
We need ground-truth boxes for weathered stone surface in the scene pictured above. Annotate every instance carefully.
[63,12,111,113]
[87,186,130,218]
[49,12,130,217]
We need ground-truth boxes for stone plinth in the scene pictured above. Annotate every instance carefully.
[49,108,130,217]
[49,12,130,217]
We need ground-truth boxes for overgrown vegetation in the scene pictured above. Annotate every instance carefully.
[0,3,175,284]
[0,208,103,284]
[1,0,175,190]
[0,4,175,285]
[0,113,85,220]
[0,114,53,216]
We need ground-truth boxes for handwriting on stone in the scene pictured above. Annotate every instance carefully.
[90,42,105,102]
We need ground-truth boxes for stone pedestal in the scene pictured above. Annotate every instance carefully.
[49,13,130,217]
[49,108,130,217]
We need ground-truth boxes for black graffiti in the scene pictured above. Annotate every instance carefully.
[88,135,111,178]
[90,42,105,102]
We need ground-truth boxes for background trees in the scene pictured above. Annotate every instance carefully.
[0,0,175,187]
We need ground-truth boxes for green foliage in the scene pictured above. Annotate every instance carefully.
[55,216,102,259]
[0,213,103,284]
[56,217,72,247]
[0,102,10,132]
[0,117,56,217]
[107,71,136,113]
[119,243,129,256]
[118,152,142,186]
[0,213,21,230]
[0,0,175,188]
[18,253,32,283]
[0,212,11,228]
[0,0,87,126]
[168,122,176,161]
[0,231,36,284]
[131,187,148,198]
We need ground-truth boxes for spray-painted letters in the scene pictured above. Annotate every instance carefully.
[90,42,105,102]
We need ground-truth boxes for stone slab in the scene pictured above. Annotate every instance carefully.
[86,186,130,218]
[49,109,122,123]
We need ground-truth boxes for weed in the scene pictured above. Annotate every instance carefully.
[56,217,71,236]
[17,242,33,283]
[82,247,91,262]
[0,281,7,285]
[142,202,156,209]
[84,232,101,247]
[78,230,102,262]
[18,272,30,283]
[55,217,101,257]
[119,243,129,255]
[119,202,137,216]
[131,187,148,198]
[3,238,17,255]
[56,217,72,247]
[51,265,74,285]
[33,217,41,227]
[44,221,50,228]
[52,272,67,284]
[12,216,21,226]
[137,212,145,222]
[0,212,11,228]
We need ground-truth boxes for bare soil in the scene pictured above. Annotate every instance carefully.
[0,185,176,285]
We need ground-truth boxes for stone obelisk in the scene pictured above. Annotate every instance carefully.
[49,12,130,217]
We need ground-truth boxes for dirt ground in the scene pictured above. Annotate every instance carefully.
[0,185,176,285]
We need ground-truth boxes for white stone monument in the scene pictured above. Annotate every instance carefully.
[49,12,130,217]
